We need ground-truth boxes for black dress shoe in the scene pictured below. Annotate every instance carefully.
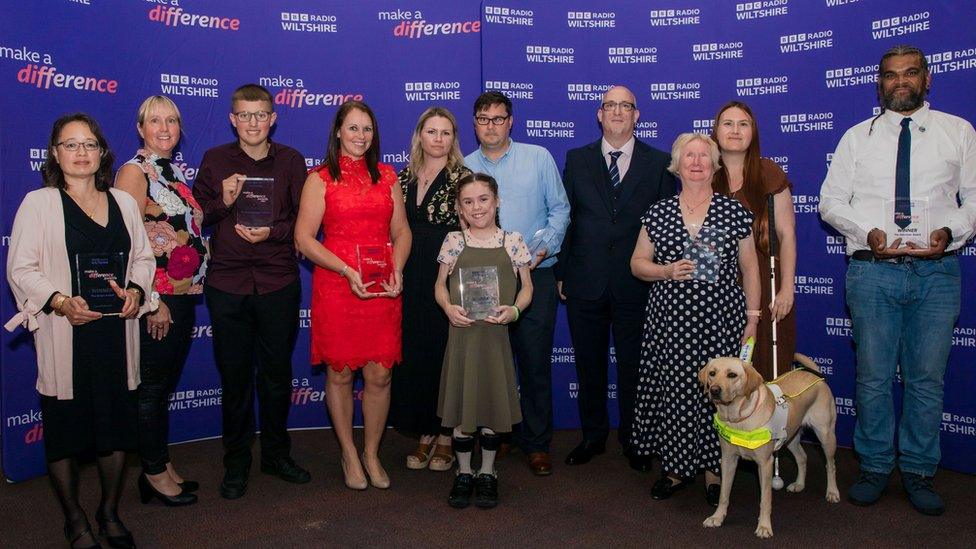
[651,476,688,500]
[138,475,197,506]
[448,473,475,509]
[178,480,199,493]
[474,473,499,509]
[628,454,653,473]
[564,441,606,465]
[95,512,136,549]
[219,468,249,500]
[64,521,102,549]
[705,483,721,507]
[261,457,311,484]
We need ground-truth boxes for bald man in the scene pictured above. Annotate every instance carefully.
[556,86,676,470]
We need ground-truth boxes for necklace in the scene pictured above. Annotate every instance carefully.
[67,190,100,219]
[680,193,713,213]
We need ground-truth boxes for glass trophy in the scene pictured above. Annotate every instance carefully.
[883,197,929,248]
[75,252,126,314]
[357,243,393,294]
[459,265,500,321]
[682,226,727,283]
[236,177,275,228]
[526,227,553,256]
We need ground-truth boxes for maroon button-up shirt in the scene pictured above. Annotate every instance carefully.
[192,140,306,295]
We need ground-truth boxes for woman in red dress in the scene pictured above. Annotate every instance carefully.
[296,101,411,490]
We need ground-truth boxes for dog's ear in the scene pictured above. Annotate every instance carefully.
[698,360,714,388]
[741,361,765,396]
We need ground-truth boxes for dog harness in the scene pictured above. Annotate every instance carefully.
[713,369,826,451]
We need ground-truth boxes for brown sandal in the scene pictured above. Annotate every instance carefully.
[428,443,454,472]
[406,441,436,470]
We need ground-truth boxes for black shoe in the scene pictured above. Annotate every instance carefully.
[651,476,688,500]
[261,457,311,484]
[178,480,199,493]
[64,520,101,549]
[138,475,197,507]
[474,473,499,509]
[448,473,475,509]
[219,468,249,500]
[95,512,135,549]
[564,441,606,465]
[628,454,653,473]
[705,483,721,507]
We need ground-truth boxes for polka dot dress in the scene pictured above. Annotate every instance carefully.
[632,194,754,478]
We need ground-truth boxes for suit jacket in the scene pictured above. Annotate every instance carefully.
[5,187,155,399]
[555,138,675,303]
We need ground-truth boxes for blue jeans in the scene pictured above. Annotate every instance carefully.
[846,256,960,477]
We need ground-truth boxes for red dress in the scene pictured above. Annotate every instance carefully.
[311,155,402,371]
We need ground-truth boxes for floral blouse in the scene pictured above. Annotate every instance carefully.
[398,163,471,226]
[436,228,531,274]
[126,149,208,295]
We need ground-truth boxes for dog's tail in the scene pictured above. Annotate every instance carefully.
[793,353,821,373]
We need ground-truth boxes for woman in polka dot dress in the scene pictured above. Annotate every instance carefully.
[629,133,761,506]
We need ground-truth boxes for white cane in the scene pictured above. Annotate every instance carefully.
[768,194,785,491]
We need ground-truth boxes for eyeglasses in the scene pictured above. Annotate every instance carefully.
[57,141,101,152]
[601,101,636,112]
[475,115,511,126]
[234,111,272,123]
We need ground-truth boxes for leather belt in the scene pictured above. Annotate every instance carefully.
[851,249,955,263]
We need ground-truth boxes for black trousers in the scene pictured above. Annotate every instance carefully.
[565,287,644,449]
[138,294,198,474]
[510,267,558,454]
[205,281,300,471]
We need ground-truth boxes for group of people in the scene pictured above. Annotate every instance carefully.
[5,44,971,547]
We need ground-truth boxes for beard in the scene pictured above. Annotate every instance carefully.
[883,86,926,112]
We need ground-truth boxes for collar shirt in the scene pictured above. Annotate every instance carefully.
[601,136,636,181]
[192,140,307,294]
[820,102,976,254]
[464,139,570,268]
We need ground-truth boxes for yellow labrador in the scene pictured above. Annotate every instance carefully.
[699,354,840,538]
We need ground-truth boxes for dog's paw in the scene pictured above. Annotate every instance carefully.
[826,489,840,503]
[786,481,805,493]
[755,524,774,538]
[702,515,725,528]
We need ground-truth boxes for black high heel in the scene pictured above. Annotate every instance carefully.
[64,520,102,549]
[178,480,199,493]
[95,511,135,549]
[138,474,197,506]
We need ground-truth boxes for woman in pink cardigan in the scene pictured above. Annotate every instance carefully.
[6,113,155,549]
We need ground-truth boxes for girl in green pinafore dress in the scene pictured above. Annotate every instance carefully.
[434,173,533,510]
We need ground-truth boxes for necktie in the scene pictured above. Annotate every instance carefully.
[608,151,623,189]
[894,117,912,229]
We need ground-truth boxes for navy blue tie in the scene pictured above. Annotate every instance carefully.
[894,117,912,229]
[608,151,623,189]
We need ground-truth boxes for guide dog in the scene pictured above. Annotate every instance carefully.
[699,354,840,538]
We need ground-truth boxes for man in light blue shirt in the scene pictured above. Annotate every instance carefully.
[465,91,570,476]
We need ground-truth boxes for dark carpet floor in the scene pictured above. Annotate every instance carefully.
[1,429,973,548]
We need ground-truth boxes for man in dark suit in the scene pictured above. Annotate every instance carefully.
[556,86,676,470]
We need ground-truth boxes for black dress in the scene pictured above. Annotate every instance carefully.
[40,191,137,462]
[391,167,460,435]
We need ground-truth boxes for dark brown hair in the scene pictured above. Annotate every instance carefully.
[456,172,501,227]
[324,101,381,184]
[473,91,512,117]
[42,113,115,192]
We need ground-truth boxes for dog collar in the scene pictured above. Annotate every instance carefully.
[713,414,772,449]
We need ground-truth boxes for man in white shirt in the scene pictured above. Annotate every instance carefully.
[820,45,976,516]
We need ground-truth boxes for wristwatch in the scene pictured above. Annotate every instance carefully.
[149,291,161,313]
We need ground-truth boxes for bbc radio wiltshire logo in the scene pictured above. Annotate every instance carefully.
[483,5,534,26]
[649,9,701,26]
[404,81,462,102]
[567,83,613,102]
[5,43,119,94]
[380,9,480,38]
[484,80,534,100]
[566,11,616,28]
[525,120,575,139]
[280,11,338,33]
[608,46,658,64]
[257,75,363,109]
[160,73,218,98]
[779,30,833,54]
[526,45,575,64]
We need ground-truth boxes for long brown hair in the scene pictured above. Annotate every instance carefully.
[710,100,772,253]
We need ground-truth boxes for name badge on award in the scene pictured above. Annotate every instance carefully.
[357,243,393,294]
[884,197,929,247]
[459,265,500,321]
[682,226,727,283]
[75,252,126,314]
[236,177,275,228]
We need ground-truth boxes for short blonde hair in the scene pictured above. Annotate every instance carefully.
[667,132,721,175]
[137,95,182,129]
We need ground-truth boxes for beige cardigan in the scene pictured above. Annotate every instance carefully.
[5,187,155,399]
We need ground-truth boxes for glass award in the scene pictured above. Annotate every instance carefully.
[682,226,727,283]
[459,265,500,321]
[357,243,393,294]
[75,252,126,314]
[883,197,929,248]
[236,177,275,228]
[526,227,553,255]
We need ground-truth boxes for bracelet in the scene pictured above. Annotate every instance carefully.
[745,309,762,318]
[52,294,68,316]
[512,305,521,321]
[339,265,349,277]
